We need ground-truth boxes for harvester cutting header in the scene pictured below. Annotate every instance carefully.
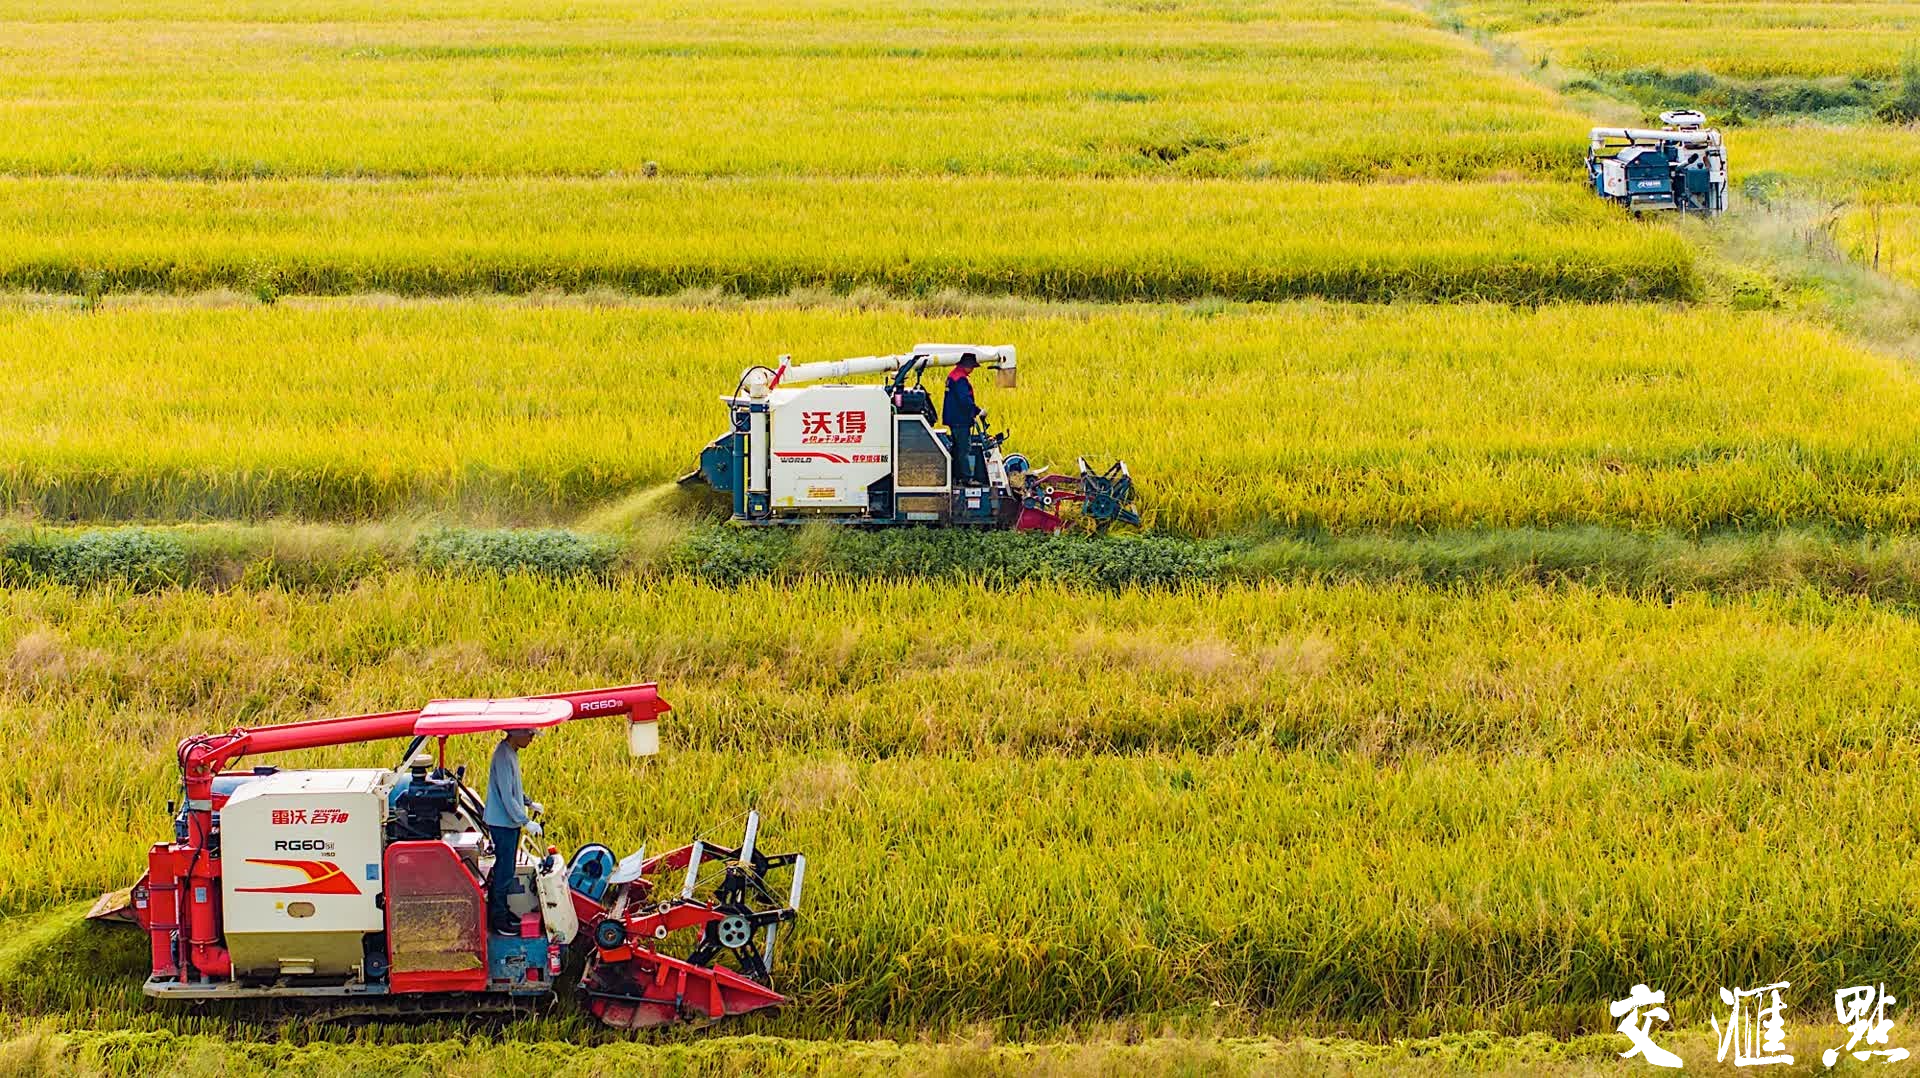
[682,343,1138,530]
[92,683,806,1029]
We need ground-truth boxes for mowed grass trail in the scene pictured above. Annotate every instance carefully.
[1,300,1914,532]
[0,0,1584,180]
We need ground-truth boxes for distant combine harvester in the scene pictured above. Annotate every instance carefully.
[1586,109,1727,214]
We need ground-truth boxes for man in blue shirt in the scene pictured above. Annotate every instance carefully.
[483,727,544,935]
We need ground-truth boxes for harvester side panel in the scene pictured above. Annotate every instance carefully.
[384,840,488,993]
[768,385,891,512]
[894,415,950,492]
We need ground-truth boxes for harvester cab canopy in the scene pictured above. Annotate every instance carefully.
[414,693,663,757]
[681,342,1139,531]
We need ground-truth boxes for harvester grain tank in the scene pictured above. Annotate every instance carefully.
[681,343,1138,530]
[88,683,805,1029]
[1587,110,1727,213]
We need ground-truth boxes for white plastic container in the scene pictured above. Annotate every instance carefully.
[628,718,660,758]
[535,852,579,944]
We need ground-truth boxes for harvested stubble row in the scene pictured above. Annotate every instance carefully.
[0,177,1687,304]
[31,522,1920,607]
[0,1025,1639,1077]
[1,299,1913,533]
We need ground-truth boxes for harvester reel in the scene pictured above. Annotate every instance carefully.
[1077,460,1139,528]
[578,812,805,1029]
[1015,458,1139,530]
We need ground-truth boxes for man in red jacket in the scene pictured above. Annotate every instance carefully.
[941,354,982,486]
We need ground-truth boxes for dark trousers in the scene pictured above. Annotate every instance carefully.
[951,425,977,485]
[486,823,521,933]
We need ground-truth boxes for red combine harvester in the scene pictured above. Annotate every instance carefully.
[89,683,806,1028]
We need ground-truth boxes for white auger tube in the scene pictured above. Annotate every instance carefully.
[748,343,1016,394]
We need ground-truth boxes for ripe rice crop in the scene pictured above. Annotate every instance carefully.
[1840,203,1920,289]
[5,577,1920,1037]
[1442,1,1919,80]
[1737,123,1920,198]
[0,299,1911,534]
[0,1,1581,180]
[0,177,1677,303]
[6,574,1920,768]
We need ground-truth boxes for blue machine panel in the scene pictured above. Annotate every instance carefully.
[486,934,552,995]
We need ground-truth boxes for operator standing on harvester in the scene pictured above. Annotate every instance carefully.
[483,726,542,935]
[942,353,982,485]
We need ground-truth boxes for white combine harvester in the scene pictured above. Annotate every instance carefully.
[682,344,1138,530]
[1587,109,1727,214]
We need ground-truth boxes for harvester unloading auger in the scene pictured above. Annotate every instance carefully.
[680,344,1139,530]
[87,684,805,1029]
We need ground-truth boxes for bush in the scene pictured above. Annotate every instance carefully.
[0,528,188,590]
[1876,49,1920,122]
[667,527,1226,590]
[412,527,621,578]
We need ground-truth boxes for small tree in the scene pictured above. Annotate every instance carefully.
[1877,47,1920,122]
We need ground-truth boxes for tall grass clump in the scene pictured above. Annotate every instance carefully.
[0,529,187,590]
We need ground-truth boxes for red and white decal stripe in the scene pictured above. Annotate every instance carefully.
[236,859,361,896]
[775,451,851,463]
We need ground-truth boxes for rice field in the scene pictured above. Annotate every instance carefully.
[0,0,1582,180]
[1442,1,1920,80]
[7,576,1920,1044]
[2,299,1913,533]
[6,0,1919,1070]
[0,176,1677,303]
